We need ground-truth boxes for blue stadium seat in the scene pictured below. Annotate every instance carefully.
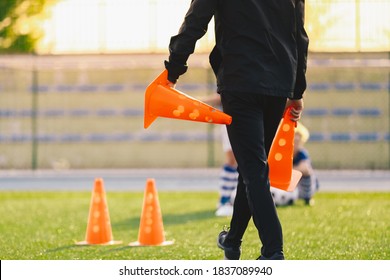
[360,83,382,91]
[308,133,326,142]
[0,109,14,117]
[77,85,98,92]
[30,85,50,93]
[96,109,118,116]
[304,108,328,116]
[334,83,355,91]
[331,108,354,116]
[122,108,143,116]
[309,83,330,91]
[139,133,163,142]
[104,84,124,92]
[11,134,31,142]
[87,133,110,142]
[357,133,379,141]
[132,84,147,91]
[357,108,381,116]
[19,109,33,117]
[111,133,134,141]
[36,134,57,142]
[69,109,90,116]
[56,85,74,92]
[43,109,65,117]
[331,133,352,141]
[59,134,83,142]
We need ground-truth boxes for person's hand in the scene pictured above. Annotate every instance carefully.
[285,98,304,122]
[167,81,176,88]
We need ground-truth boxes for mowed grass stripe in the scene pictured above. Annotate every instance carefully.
[0,191,389,260]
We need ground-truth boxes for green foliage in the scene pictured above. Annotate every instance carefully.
[0,0,55,53]
[0,0,18,20]
[0,191,389,260]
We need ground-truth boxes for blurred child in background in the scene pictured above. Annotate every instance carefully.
[293,121,320,205]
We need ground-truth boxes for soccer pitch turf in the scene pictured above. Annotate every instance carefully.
[0,190,389,260]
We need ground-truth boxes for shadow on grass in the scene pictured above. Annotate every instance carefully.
[45,242,128,256]
[44,209,215,256]
[44,244,80,253]
[112,209,215,231]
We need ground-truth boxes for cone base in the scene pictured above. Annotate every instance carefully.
[271,170,302,192]
[287,170,303,192]
[128,240,174,247]
[76,240,123,246]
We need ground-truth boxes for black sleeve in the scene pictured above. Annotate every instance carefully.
[293,0,309,99]
[209,45,222,76]
[165,0,219,83]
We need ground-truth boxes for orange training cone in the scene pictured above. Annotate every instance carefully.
[76,178,122,245]
[129,178,174,246]
[268,107,302,192]
[144,70,232,128]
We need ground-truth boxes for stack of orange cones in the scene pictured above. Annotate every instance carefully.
[129,178,174,246]
[268,107,302,192]
[76,178,122,245]
[144,70,232,128]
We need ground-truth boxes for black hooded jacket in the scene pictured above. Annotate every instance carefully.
[165,0,309,99]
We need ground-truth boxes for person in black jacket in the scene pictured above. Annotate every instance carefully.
[164,0,309,260]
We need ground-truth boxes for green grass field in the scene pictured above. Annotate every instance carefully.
[0,191,389,260]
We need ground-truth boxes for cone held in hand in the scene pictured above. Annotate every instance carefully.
[144,70,232,128]
[76,178,122,245]
[129,178,174,246]
[268,107,302,192]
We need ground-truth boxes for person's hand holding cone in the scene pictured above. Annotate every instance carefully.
[268,107,302,192]
[144,70,232,128]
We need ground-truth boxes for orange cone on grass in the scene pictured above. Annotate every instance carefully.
[76,178,122,245]
[268,107,302,192]
[144,70,232,128]
[129,178,174,246]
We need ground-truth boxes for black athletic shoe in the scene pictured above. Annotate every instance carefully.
[257,251,285,260]
[217,230,241,260]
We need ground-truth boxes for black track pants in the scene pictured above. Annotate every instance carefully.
[220,90,286,257]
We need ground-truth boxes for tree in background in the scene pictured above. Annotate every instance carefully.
[0,0,56,53]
